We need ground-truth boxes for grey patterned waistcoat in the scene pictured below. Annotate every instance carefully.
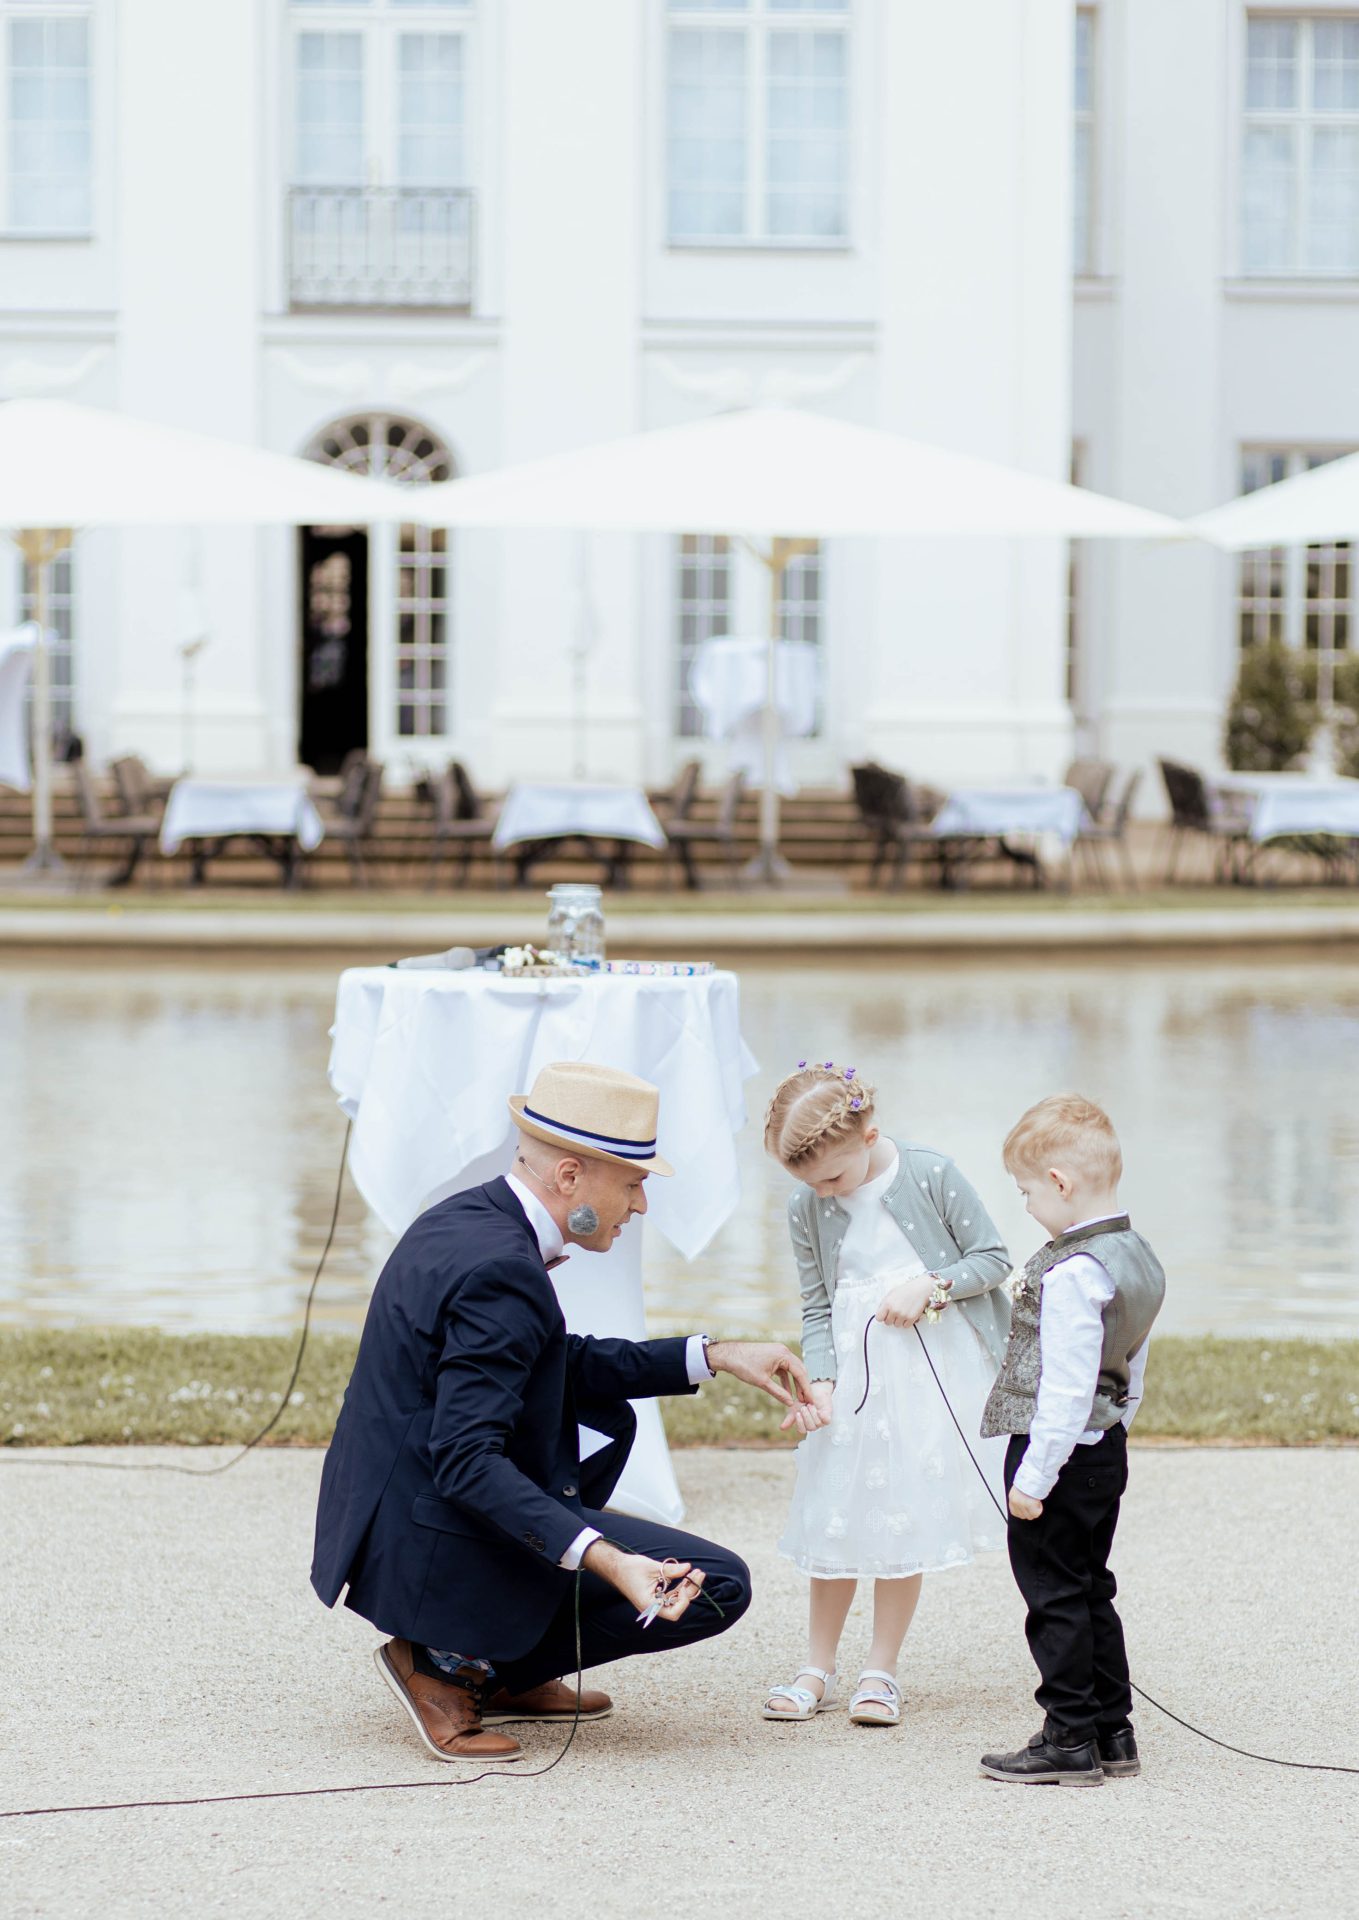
[980,1217,1166,1439]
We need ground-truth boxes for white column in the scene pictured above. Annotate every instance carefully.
[867,0,1075,786]
[1099,0,1234,789]
[486,0,644,785]
[111,0,266,773]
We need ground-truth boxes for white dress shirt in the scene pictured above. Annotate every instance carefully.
[1012,1215,1150,1503]
[504,1173,713,1569]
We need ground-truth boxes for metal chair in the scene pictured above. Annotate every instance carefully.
[665,769,746,889]
[851,762,949,889]
[1158,759,1250,883]
[317,754,384,885]
[1064,756,1117,826]
[426,760,499,889]
[72,757,160,887]
[1076,767,1142,890]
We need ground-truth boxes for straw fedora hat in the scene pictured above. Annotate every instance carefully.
[508,1061,674,1176]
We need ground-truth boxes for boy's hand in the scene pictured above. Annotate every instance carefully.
[781,1379,834,1435]
[876,1271,944,1328]
[1008,1488,1043,1521]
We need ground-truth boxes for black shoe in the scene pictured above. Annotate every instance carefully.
[1097,1725,1140,1778]
[979,1730,1105,1787]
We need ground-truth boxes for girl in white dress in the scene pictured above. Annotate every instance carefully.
[761,1063,1012,1728]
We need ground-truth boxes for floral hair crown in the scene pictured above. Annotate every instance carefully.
[795,1059,863,1110]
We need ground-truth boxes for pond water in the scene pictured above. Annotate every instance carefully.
[2,952,1357,1341]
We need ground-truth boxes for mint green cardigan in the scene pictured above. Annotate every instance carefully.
[786,1138,1013,1383]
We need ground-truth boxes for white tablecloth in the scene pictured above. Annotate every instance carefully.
[0,625,35,793]
[160,776,325,855]
[328,967,758,1524]
[1214,772,1359,843]
[492,783,666,852]
[930,785,1087,847]
[688,636,820,797]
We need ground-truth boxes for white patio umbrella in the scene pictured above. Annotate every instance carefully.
[1190,455,1359,769]
[0,398,418,871]
[418,407,1185,880]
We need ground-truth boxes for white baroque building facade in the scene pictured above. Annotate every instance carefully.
[1,0,1356,797]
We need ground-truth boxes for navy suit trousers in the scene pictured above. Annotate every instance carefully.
[489,1509,752,1697]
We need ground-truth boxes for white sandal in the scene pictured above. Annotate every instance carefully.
[762,1667,838,1721]
[849,1670,903,1726]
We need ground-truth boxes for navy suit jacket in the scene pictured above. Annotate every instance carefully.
[311,1177,696,1661]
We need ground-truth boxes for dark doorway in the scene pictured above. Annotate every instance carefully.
[299,526,369,774]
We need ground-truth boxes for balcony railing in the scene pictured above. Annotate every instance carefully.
[287,187,474,312]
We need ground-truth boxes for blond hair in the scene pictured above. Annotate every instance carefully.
[763,1064,877,1171]
[1003,1093,1123,1187]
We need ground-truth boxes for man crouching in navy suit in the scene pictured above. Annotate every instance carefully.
[312,1059,812,1764]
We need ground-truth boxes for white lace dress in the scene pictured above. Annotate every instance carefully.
[778,1150,1008,1580]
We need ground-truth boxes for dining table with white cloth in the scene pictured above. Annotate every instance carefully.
[1213,771,1359,843]
[688,635,820,796]
[492,782,666,884]
[327,964,758,1525]
[929,784,1088,846]
[0,625,35,793]
[160,773,325,882]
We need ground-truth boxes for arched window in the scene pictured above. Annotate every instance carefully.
[304,413,453,760]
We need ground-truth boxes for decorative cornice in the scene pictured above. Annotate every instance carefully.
[0,346,109,398]
[651,353,870,409]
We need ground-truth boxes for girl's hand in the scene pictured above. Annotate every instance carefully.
[780,1379,834,1434]
[876,1271,942,1328]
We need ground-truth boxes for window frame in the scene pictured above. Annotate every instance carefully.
[1073,6,1097,278]
[287,0,475,192]
[0,0,94,241]
[1236,445,1356,671]
[1239,8,1359,278]
[664,0,852,252]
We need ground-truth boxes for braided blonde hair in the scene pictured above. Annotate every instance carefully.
[763,1063,878,1172]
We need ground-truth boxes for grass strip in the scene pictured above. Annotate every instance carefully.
[2,886,1359,917]
[1,1328,1356,1451]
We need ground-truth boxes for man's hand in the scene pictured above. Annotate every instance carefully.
[705,1339,812,1411]
[876,1271,946,1329]
[1008,1487,1043,1521]
[581,1539,705,1621]
[780,1378,834,1435]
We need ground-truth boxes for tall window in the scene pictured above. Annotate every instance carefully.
[308,413,453,739]
[20,549,75,748]
[1073,8,1096,274]
[675,534,732,736]
[673,534,824,736]
[1238,449,1353,687]
[2,3,91,235]
[289,0,473,307]
[666,0,849,246]
[1243,14,1359,274]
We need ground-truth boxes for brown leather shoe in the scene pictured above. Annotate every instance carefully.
[374,1640,522,1763]
[481,1676,613,1725]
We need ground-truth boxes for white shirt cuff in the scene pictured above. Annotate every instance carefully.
[685,1334,714,1385]
[1011,1457,1055,1501]
[559,1526,602,1572]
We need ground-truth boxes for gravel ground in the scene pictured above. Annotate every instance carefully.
[2,1445,1356,1920]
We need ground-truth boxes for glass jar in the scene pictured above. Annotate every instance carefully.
[545,883,606,962]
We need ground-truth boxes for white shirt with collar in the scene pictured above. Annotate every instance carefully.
[504,1173,713,1569]
[1012,1214,1151,1504]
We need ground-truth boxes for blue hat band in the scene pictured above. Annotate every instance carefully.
[522,1104,657,1160]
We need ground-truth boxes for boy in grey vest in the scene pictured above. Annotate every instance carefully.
[978,1094,1165,1788]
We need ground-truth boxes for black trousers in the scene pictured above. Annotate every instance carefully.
[490,1507,752,1697]
[1004,1424,1133,1746]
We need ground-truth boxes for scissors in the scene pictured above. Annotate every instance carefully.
[636,1558,698,1628]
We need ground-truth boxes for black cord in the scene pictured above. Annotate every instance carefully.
[855,1313,1359,1779]
[0,1572,587,1819]
[1,1120,352,1479]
